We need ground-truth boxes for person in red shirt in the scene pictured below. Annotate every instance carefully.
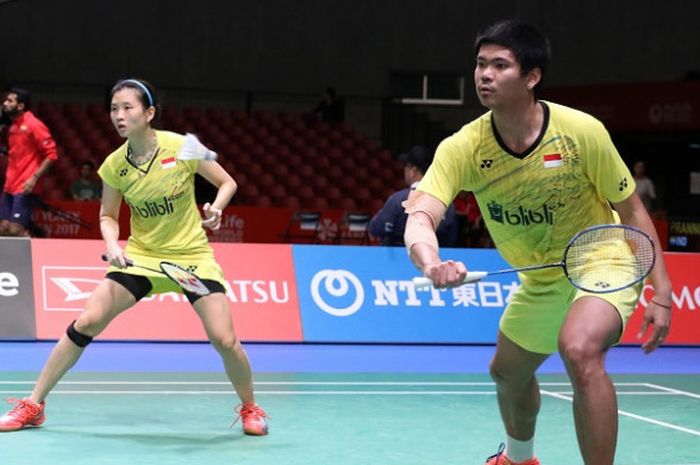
[0,88,58,236]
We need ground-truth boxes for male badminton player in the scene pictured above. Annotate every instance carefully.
[403,21,672,465]
[0,78,269,436]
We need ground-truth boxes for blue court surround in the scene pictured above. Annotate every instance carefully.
[1,342,698,374]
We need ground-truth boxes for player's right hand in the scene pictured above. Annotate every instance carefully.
[104,247,128,269]
[423,260,467,288]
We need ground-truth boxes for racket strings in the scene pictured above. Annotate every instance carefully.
[564,226,655,292]
[160,263,210,296]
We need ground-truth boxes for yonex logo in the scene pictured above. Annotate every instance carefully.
[619,178,628,191]
[480,159,493,169]
[119,168,129,177]
[310,269,364,317]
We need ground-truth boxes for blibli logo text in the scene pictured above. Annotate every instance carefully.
[128,197,175,219]
[487,201,554,226]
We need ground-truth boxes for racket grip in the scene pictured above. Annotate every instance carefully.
[100,254,134,266]
[413,271,489,289]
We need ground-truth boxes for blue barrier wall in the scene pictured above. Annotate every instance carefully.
[293,245,519,343]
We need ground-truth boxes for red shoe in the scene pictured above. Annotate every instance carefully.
[233,403,269,436]
[484,443,541,465]
[0,398,46,432]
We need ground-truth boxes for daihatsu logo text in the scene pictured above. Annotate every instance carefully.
[0,272,19,297]
[310,270,364,316]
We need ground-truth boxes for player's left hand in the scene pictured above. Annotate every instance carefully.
[202,202,222,230]
[22,175,37,194]
[637,298,672,354]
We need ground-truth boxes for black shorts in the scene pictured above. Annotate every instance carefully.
[0,192,37,227]
[106,272,226,304]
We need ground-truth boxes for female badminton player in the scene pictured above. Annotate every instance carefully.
[0,78,269,436]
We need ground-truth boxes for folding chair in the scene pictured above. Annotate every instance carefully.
[282,210,322,243]
[337,211,371,245]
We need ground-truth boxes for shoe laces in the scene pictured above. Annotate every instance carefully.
[485,443,506,464]
[231,403,269,428]
[4,398,39,420]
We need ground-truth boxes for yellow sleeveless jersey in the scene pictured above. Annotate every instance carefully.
[98,130,211,257]
[419,101,636,270]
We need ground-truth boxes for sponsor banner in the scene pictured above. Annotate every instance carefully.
[293,245,517,343]
[0,238,36,339]
[32,239,302,341]
[31,201,130,239]
[32,201,366,245]
[622,252,700,345]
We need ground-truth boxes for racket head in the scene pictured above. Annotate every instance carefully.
[159,261,211,296]
[562,224,655,293]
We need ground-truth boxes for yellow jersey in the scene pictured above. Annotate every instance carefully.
[98,130,211,257]
[418,101,635,270]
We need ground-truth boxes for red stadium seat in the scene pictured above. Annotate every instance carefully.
[258,173,275,188]
[281,196,301,209]
[305,197,329,210]
[312,177,329,191]
[324,186,343,202]
[239,184,260,202]
[252,195,273,208]
[297,186,315,202]
[338,198,357,211]
[298,165,315,179]
[285,174,303,190]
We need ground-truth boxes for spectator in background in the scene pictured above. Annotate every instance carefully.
[70,160,102,201]
[369,146,458,247]
[453,190,491,247]
[311,86,345,124]
[0,88,58,236]
[633,160,656,213]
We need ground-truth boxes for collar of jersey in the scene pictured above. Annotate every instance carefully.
[490,101,550,160]
[125,144,160,175]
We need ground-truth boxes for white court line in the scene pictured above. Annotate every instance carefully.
[644,383,700,400]
[541,390,700,437]
[0,380,662,386]
[0,389,682,396]
[0,390,499,395]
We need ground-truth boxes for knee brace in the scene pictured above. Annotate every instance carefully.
[66,320,93,347]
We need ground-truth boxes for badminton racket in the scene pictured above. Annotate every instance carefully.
[413,224,655,294]
[101,254,211,296]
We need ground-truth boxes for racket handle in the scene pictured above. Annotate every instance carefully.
[413,271,489,289]
[100,254,134,267]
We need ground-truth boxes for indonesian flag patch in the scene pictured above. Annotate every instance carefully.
[543,153,562,168]
[161,156,177,169]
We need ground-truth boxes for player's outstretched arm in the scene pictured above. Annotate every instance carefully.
[99,182,127,268]
[403,190,466,288]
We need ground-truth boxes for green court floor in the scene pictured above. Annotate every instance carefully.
[0,372,698,465]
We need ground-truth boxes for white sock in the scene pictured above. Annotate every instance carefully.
[504,434,534,463]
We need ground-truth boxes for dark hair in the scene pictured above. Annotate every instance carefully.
[110,78,160,125]
[81,160,95,170]
[9,87,31,109]
[474,20,550,95]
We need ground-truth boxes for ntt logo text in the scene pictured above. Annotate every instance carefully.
[310,269,364,317]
